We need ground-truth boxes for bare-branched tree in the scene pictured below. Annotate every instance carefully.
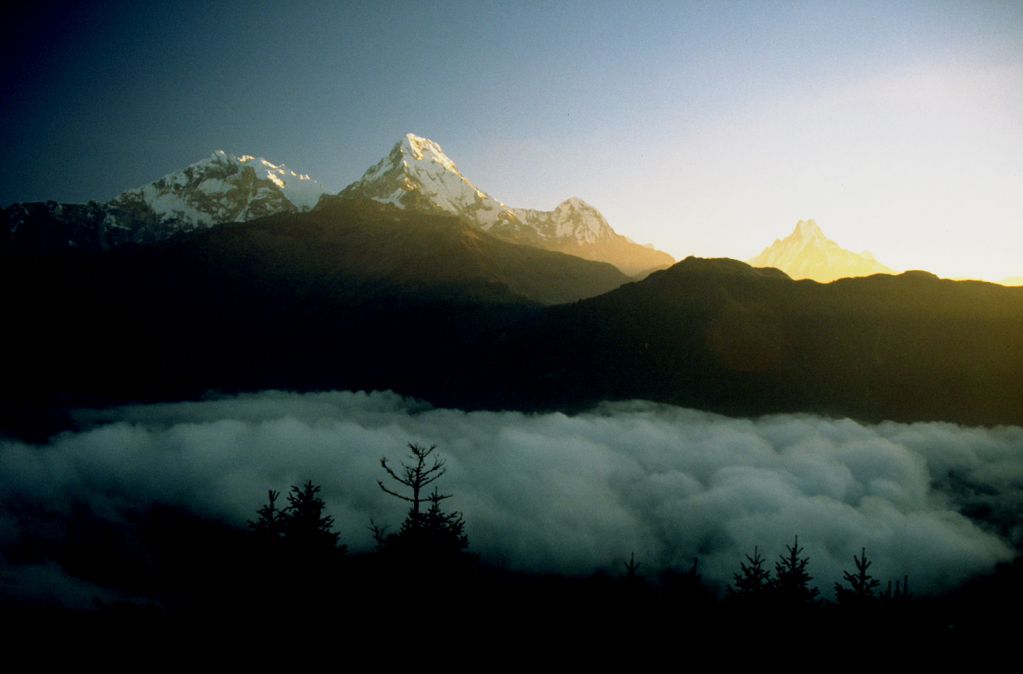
[377,442,451,516]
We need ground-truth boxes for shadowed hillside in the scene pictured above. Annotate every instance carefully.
[464,258,1023,426]
[0,199,628,435]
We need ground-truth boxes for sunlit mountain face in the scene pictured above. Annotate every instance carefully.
[2,134,674,277]
[748,219,895,283]
[0,150,327,254]
[329,133,675,277]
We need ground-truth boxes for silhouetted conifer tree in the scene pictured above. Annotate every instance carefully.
[249,489,286,545]
[773,536,819,607]
[248,481,345,612]
[835,547,880,607]
[376,443,472,570]
[282,480,346,556]
[729,546,772,600]
[623,552,641,580]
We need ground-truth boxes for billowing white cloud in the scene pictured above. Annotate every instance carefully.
[1,391,1019,606]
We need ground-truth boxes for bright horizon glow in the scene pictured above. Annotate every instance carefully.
[2,2,1021,282]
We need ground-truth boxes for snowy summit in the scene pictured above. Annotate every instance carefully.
[335,133,674,276]
[105,150,327,239]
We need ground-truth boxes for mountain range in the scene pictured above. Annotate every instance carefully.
[1,151,325,253]
[329,134,674,276]
[2,133,1022,439]
[748,219,895,283]
[4,224,1020,439]
[1,134,673,277]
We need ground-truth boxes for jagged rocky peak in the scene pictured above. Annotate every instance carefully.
[749,219,895,283]
[334,132,674,276]
[398,133,460,174]
[121,149,325,215]
[100,149,327,243]
[793,219,824,239]
[553,196,599,218]
[2,149,329,254]
[515,196,615,245]
[338,133,516,229]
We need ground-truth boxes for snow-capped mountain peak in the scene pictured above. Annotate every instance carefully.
[340,133,515,229]
[749,219,895,282]
[333,133,674,275]
[337,134,618,242]
[98,149,328,244]
[203,150,323,210]
[516,197,615,244]
[398,133,461,175]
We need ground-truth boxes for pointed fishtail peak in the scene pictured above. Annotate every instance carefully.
[749,218,895,282]
[793,219,824,239]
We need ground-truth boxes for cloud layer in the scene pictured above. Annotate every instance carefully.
[2,391,1020,606]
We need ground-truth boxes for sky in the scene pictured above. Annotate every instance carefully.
[2,1,1021,281]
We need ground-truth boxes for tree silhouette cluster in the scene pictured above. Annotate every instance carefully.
[721,537,914,614]
[250,481,344,552]
[250,443,472,583]
[240,442,942,645]
[726,537,820,609]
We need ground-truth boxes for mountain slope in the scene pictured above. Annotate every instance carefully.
[749,220,895,282]
[0,198,630,432]
[2,151,327,254]
[330,133,674,276]
[463,257,1023,426]
[4,245,1022,436]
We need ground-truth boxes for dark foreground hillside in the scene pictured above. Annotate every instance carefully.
[0,199,627,437]
[1,493,1019,661]
[2,204,1023,438]
[466,258,1023,426]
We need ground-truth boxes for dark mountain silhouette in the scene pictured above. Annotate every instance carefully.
[3,217,1022,437]
[0,198,627,431]
[462,258,1023,426]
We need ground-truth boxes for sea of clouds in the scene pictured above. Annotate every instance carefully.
[2,390,1021,607]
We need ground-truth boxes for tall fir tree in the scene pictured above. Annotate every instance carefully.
[773,536,819,607]
[834,547,881,607]
[729,546,772,602]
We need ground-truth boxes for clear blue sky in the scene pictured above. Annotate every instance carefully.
[3,1,1021,279]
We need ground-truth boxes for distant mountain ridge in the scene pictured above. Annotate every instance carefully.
[469,256,1023,426]
[749,219,895,282]
[106,150,325,230]
[1,151,326,253]
[328,133,675,276]
[2,134,674,276]
[5,251,1021,439]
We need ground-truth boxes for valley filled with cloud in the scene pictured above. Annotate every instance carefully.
[3,390,1018,607]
